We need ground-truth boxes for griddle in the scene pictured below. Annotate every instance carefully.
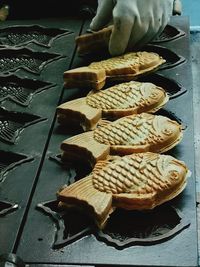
[0,16,198,267]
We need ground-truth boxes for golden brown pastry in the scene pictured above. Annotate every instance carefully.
[57,80,169,131]
[75,26,113,55]
[60,113,183,167]
[58,152,189,228]
[64,51,165,90]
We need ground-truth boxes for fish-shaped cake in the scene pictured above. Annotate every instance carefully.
[58,152,189,228]
[63,51,165,90]
[75,26,113,55]
[57,80,169,131]
[60,113,183,166]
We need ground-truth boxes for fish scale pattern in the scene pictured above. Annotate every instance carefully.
[0,120,22,142]
[0,84,30,103]
[92,153,181,195]
[94,114,156,145]
[5,33,49,46]
[86,81,160,110]
[0,55,40,73]
[89,52,160,72]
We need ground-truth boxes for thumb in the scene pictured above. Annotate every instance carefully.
[90,0,113,31]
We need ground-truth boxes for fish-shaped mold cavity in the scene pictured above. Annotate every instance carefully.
[63,51,166,90]
[0,150,33,183]
[137,73,187,99]
[0,25,72,47]
[0,107,45,143]
[58,152,189,229]
[0,74,54,106]
[60,113,183,167]
[151,24,185,43]
[57,80,169,131]
[0,200,18,215]
[0,47,63,75]
[140,44,185,70]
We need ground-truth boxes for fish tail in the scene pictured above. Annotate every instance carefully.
[58,175,113,229]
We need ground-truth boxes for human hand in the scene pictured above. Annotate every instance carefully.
[90,0,174,56]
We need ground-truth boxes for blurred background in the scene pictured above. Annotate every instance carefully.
[0,0,199,27]
[182,0,200,27]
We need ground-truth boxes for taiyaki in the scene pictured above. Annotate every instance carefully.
[63,51,165,90]
[58,152,189,228]
[75,26,113,55]
[57,80,169,131]
[75,25,182,54]
[60,113,183,167]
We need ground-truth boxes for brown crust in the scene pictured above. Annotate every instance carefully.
[63,66,106,90]
[75,26,113,55]
[58,153,189,228]
[94,113,183,155]
[61,131,110,167]
[113,175,187,210]
[57,97,102,131]
[63,52,166,90]
[57,81,169,131]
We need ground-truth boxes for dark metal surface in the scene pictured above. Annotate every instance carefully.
[0,74,55,106]
[0,253,25,267]
[0,16,198,266]
[0,18,82,254]
[0,25,71,48]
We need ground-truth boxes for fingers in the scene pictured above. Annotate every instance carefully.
[173,0,182,15]
[109,4,134,56]
[90,0,113,31]
[133,17,163,49]
[126,17,149,51]
[127,2,172,51]
[91,0,174,55]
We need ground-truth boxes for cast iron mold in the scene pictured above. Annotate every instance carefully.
[155,108,186,130]
[0,253,25,267]
[141,44,186,70]
[76,44,186,72]
[0,25,72,47]
[37,200,93,249]
[0,47,64,75]
[0,74,55,106]
[37,200,190,249]
[97,205,190,248]
[152,24,185,43]
[137,73,187,99]
[0,107,46,144]
[0,201,18,216]
[49,153,93,180]
[0,150,33,183]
